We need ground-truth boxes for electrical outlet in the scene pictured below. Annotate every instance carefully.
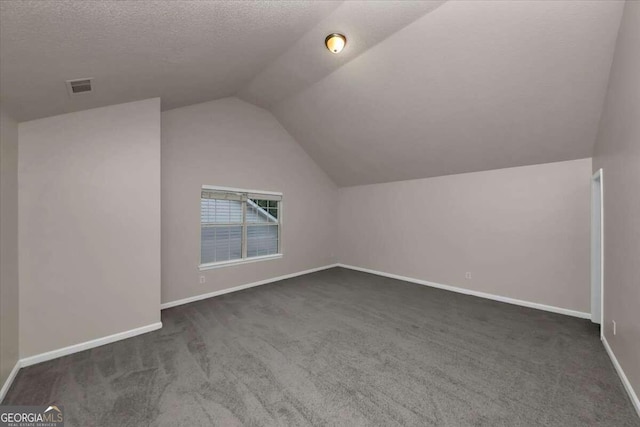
[465,272,472,280]
[199,275,206,284]
[612,320,616,335]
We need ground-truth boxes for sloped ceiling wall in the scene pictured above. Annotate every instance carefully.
[0,1,625,186]
[238,1,447,109]
[0,1,340,120]
[267,1,624,186]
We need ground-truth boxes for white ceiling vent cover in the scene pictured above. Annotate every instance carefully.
[65,78,93,96]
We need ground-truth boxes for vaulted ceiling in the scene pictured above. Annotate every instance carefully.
[0,0,339,120]
[0,1,625,186]
[269,1,624,185]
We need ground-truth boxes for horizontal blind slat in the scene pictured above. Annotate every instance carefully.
[201,187,281,265]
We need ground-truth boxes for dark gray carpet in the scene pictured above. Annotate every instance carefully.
[4,268,639,426]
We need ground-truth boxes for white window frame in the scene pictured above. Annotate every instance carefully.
[199,185,283,271]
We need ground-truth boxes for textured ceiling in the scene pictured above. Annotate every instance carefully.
[272,0,625,185]
[0,1,625,186]
[238,1,446,108]
[0,0,339,120]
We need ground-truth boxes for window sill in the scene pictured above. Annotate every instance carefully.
[199,254,283,271]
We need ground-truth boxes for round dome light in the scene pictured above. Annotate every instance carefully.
[325,33,346,54]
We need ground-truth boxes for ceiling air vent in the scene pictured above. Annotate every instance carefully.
[65,78,93,96]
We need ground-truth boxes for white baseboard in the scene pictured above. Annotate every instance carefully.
[337,264,591,319]
[0,361,20,403]
[19,322,163,368]
[602,336,640,418]
[161,264,339,310]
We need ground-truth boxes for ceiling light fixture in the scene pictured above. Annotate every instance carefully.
[325,33,346,54]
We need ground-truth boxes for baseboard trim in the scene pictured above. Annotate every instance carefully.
[337,264,591,319]
[161,264,340,310]
[0,361,20,403]
[602,336,640,418]
[19,322,163,368]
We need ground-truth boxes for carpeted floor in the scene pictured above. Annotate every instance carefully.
[4,268,639,426]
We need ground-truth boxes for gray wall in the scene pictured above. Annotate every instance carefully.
[593,0,640,399]
[161,97,337,304]
[18,98,162,358]
[0,104,19,389]
[338,158,592,313]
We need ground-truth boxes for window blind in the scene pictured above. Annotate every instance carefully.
[200,187,281,266]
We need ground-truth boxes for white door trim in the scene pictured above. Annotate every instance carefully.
[591,168,604,333]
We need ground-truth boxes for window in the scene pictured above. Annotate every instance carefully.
[200,186,282,269]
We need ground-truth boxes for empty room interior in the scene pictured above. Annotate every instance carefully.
[0,0,639,425]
